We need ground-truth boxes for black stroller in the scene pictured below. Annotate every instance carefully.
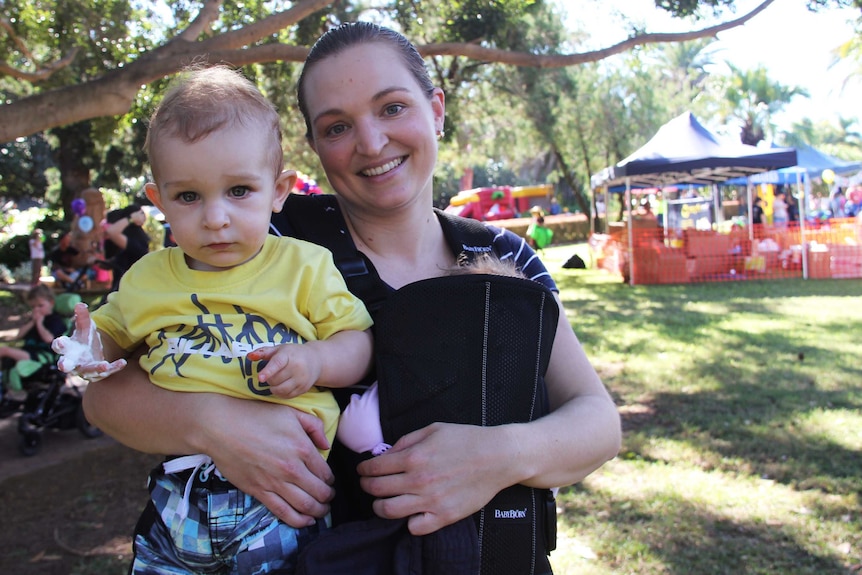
[0,292,102,456]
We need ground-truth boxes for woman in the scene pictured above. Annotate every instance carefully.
[102,203,150,290]
[83,20,620,558]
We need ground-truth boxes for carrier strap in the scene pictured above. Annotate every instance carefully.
[273,194,390,313]
[273,195,496,312]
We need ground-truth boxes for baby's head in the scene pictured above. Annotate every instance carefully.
[145,64,284,181]
[449,253,526,279]
[143,64,294,271]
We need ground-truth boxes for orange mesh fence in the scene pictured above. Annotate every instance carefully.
[589,217,862,285]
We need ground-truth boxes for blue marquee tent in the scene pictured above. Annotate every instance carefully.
[590,112,798,284]
[723,143,862,186]
[591,112,797,190]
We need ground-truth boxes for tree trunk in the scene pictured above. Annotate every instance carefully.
[53,122,95,221]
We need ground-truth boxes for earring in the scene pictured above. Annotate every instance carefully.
[436,130,445,140]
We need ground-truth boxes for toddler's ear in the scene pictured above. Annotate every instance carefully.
[273,170,296,213]
[144,183,163,212]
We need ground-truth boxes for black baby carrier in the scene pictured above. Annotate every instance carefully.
[275,195,558,575]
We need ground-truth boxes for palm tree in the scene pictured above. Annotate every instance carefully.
[721,63,809,145]
[657,38,718,95]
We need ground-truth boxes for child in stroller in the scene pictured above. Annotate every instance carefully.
[0,285,68,402]
[0,286,101,455]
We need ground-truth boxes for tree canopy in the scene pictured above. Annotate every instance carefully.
[0,0,781,143]
[1,0,858,219]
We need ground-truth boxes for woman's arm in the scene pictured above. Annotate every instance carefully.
[103,217,130,250]
[83,360,338,527]
[357,294,621,536]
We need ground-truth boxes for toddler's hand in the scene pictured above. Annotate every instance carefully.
[52,302,126,381]
[248,343,321,399]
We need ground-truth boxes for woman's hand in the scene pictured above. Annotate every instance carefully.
[357,422,511,536]
[202,397,337,526]
[83,367,336,528]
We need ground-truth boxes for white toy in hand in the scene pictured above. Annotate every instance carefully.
[52,302,126,382]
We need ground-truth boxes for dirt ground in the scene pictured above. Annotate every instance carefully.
[0,291,162,574]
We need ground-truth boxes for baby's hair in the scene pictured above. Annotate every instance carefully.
[448,253,527,279]
[145,63,284,179]
[26,284,55,304]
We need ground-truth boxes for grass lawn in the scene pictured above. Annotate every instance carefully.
[1,243,860,574]
[541,243,862,575]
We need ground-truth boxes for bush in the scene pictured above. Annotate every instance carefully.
[0,215,68,273]
[0,234,30,271]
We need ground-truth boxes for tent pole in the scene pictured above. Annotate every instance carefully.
[605,186,610,234]
[712,184,721,226]
[626,179,634,286]
[798,172,809,279]
[747,181,754,241]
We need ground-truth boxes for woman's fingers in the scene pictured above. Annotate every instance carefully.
[358,423,507,536]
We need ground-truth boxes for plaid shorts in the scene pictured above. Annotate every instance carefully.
[129,462,326,574]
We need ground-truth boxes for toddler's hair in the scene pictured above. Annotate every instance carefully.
[145,63,284,178]
[26,284,55,304]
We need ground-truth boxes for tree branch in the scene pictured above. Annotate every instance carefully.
[177,0,225,41]
[0,16,80,81]
[418,0,775,67]
[0,0,775,143]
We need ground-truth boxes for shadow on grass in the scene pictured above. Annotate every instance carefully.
[558,484,850,575]
[620,385,862,493]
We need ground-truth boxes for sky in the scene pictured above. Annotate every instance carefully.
[562,0,861,133]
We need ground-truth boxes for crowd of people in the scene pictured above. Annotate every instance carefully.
[829,185,862,218]
[35,203,152,293]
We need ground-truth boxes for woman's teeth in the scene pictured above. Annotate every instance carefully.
[362,157,403,177]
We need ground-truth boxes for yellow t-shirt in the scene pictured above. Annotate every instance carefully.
[93,235,373,454]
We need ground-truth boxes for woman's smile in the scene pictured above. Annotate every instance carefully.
[361,156,405,177]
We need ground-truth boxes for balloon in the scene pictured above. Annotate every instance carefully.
[77,215,94,233]
[71,198,87,216]
[821,169,835,185]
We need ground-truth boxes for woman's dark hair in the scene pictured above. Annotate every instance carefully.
[296,22,435,140]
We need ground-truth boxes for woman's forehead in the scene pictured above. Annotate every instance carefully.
[307,43,411,89]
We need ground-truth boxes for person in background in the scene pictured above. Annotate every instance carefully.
[752,197,764,226]
[0,285,68,401]
[830,189,846,219]
[772,191,789,227]
[655,194,665,228]
[82,22,621,573]
[527,215,554,252]
[28,228,45,286]
[102,204,150,291]
[786,192,799,224]
[48,232,88,291]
